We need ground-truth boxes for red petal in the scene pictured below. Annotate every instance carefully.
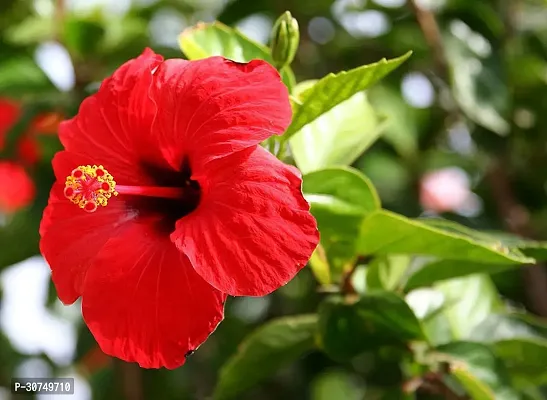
[171,146,319,296]
[0,98,21,151]
[150,57,291,173]
[59,49,164,184]
[39,151,137,304]
[82,222,226,369]
[0,161,35,213]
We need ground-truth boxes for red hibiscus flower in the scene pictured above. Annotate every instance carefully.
[39,49,319,369]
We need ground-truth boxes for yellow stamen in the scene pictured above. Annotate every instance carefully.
[64,165,118,213]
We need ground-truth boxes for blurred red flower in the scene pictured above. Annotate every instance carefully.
[0,98,63,214]
[0,161,35,213]
[0,98,21,151]
[39,49,319,369]
[0,99,33,214]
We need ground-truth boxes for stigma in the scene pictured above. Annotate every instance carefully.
[64,165,118,213]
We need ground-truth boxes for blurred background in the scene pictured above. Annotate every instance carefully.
[0,0,547,399]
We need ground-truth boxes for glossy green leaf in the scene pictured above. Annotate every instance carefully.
[303,167,380,216]
[5,16,54,45]
[179,21,295,91]
[470,313,547,342]
[451,368,496,400]
[420,219,547,260]
[214,315,317,400]
[436,275,502,340]
[303,167,380,275]
[284,52,412,139]
[479,231,547,261]
[469,314,547,387]
[445,32,509,135]
[63,17,106,58]
[290,87,386,174]
[311,370,364,400]
[494,339,547,387]
[358,211,533,264]
[405,288,452,345]
[308,244,331,285]
[366,255,410,291]
[318,292,424,361]
[435,342,519,400]
[413,275,501,345]
[0,58,54,96]
[404,259,518,291]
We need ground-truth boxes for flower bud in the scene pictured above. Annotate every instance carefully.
[270,11,300,69]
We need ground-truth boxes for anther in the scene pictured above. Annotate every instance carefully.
[64,165,118,213]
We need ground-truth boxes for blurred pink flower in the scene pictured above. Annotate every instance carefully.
[419,167,472,213]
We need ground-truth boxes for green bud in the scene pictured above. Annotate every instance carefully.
[270,11,300,70]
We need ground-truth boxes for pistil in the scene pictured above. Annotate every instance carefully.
[64,165,187,213]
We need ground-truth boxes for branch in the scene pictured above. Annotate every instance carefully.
[114,361,145,400]
[413,372,469,400]
[54,0,65,42]
[407,0,448,80]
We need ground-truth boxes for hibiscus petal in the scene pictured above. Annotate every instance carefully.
[150,57,291,172]
[82,222,226,369]
[40,151,137,304]
[59,48,164,184]
[172,146,319,296]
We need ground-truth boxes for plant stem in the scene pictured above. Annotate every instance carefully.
[114,360,144,400]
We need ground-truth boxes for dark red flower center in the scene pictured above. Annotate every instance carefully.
[64,163,201,231]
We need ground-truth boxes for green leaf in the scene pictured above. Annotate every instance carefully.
[179,21,295,91]
[445,32,509,135]
[410,276,502,346]
[451,368,496,400]
[302,167,380,275]
[435,342,519,400]
[0,211,40,269]
[63,17,106,58]
[404,259,518,291]
[358,211,533,264]
[290,85,386,174]
[436,275,502,341]
[469,313,547,387]
[5,16,55,45]
[0,57,54,96]
[470,313,547,342]
[303,167,380,215]
[308,244,331,285]
[478,231,547,261]
[214,315,317,400]
[284,51,412,139]
[311,370,364,400]
[318,292,424,361]
[366,255,410,291]
[494,339,547,387]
